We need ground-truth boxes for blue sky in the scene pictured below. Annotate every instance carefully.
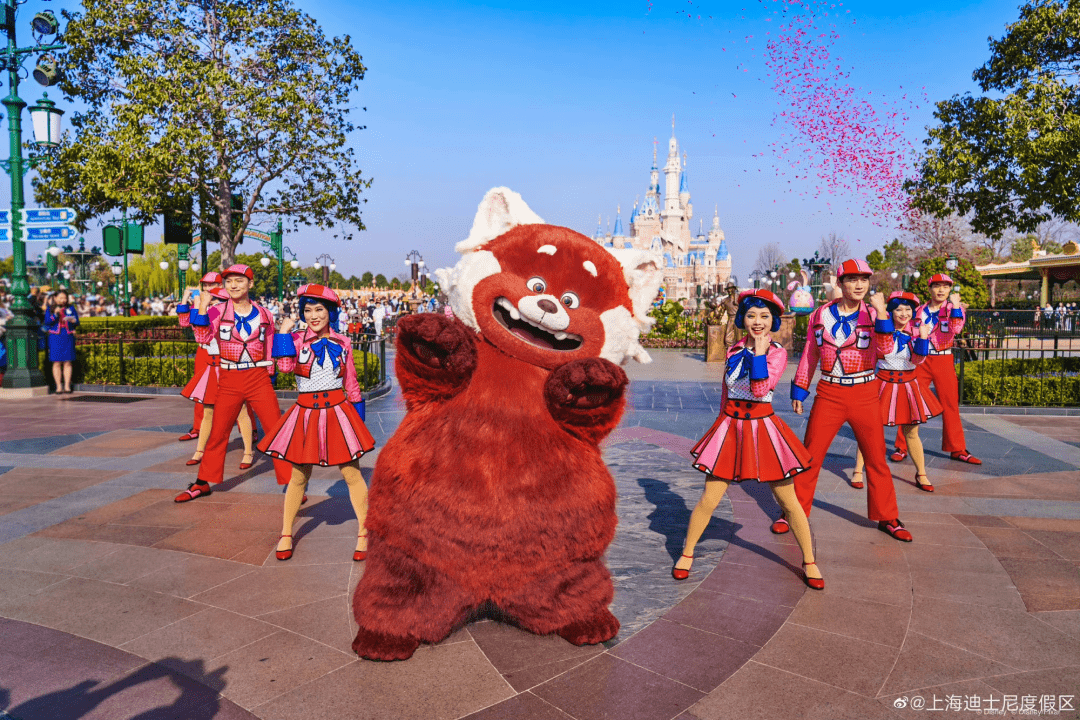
[2,0,1025,282]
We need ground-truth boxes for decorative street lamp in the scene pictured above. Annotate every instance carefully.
[945,254,959,272]
[28,92,62,147]
[1,0,67,393]
[314,253,336,286]
[404,250,425,296]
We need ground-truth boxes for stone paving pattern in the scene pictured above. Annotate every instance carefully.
[0,349,1077,719]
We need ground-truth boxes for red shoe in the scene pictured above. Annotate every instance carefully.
[353,533,368,562]
[802,561,825,590]
[878,518,913,542]
[770,517,790,534]
[174,482,212,503]
[672,554,693,580]
[178,429,199,442]
[914,474,935,493]
[185,454,202,466]
[276,535,293,561]
[302,494,308,505]
[851,471,864,489]
[950,451,982,465]
[239,453,254,470]
[890,449,908,462]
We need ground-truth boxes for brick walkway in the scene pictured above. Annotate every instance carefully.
[0,349,1078,720]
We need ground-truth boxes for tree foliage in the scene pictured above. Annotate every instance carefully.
[34,0,371,267]
[909,0,1080,237]
[914,256,991,309]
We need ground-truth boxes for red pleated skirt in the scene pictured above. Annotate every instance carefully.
[690,399,812,482]
[876,369,942,426]
[258,388,376,467]
[182,349,219,405]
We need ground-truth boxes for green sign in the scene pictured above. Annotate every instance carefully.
[102,224,122,256]
[125,221,144,254]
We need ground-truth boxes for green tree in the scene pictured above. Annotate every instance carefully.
[374,273,387,289]
[0,254,13,281]
[909,0,1080,237]
[866,250,886,271]
[390,277,401,290]
[361,271,374,287]
[915,256,991,309]
[34,0,371,267]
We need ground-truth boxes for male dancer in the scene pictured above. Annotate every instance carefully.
[891,273,981,464]
[778,258,913,542]
[175,265,291,502]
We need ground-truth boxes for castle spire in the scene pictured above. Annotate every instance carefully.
[613,205,624,236]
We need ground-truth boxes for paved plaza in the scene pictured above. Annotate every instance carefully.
[0,349,1078,720]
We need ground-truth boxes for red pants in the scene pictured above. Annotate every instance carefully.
[197,368,291,486]
[795,380,899,523]
[192,398,254,432]
[895,354,966,454]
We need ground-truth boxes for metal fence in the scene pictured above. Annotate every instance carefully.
[966,309,1080,337]
[956,342,1080,407]
[68,336,388,391]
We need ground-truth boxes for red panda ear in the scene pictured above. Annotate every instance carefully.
[607,248,664,331]
[455,187,544,254]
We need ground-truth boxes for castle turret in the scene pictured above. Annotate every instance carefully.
[612,205,624,237]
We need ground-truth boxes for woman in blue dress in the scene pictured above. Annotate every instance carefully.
[44,289,79,393]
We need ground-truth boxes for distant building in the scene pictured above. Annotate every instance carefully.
[592,117,732,307]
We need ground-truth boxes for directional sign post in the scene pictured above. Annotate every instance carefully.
[25,225,76,242]
[22,208,76,225]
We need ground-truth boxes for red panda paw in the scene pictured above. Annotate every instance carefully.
[545,357,628,410]
[397,313,477,375]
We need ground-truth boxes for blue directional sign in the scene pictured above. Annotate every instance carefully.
[23,208,76,225]
[0,227,8,241]
[26,225,76,241]
[0,210,10,226]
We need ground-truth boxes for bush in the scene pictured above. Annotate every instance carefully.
[960,356,1080,406]
[43,340,381,390]
[79,316,182,336]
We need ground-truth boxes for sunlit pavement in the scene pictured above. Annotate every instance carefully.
[0,349,1078,720]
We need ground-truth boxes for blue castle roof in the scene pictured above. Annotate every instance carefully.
[663,252,674,268]
[716,239,729,261]
[680,171,689,194]
[612,212,624,237]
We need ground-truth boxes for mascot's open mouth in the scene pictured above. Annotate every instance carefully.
[492,297,583,351]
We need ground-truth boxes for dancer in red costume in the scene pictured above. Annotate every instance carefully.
[674,289,822,589]
[780,258,914,542]
[853,291,941,492]
[890,274,981,465]
[176,274,256,467]
[259,284,375,562]
[174,265,291,502]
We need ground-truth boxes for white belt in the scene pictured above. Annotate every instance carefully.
[820,371,876,386]
[927,348,952,356]
[220,360,273,370]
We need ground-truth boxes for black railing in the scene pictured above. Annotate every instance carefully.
[68,336,387,392]
[966,309,1080,337]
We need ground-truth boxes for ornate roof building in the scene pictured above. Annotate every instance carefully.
[592,117,732,307]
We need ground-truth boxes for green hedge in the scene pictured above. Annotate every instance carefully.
[960,356,1080,406]
[79,316,182,336]
[41,342,381,390]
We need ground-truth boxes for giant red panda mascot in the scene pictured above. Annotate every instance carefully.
[351,188,662,661]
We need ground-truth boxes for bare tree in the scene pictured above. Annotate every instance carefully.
[753,242,786,275]
[1033,218,1080,248]
[817,232,851,268]
[899,211,980,263]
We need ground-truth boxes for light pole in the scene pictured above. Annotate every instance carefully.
[404,250,425,296]
[313,253,336,286]
[1,2,66,392]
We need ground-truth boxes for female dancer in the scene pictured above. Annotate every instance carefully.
[853,291,939,491]
[44,289,79,393]
[260,284,375,561]
[674,289,823,590]
[176,276,256,468]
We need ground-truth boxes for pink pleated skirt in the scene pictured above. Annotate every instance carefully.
[876,369,942,426]
[181,349,218,405]
[258,388,375,467]
[690,400,812,482]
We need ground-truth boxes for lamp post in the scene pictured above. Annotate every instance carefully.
[313,253,336,286]
[801,251,832,303]
[177,246,190,295]
[404,250,425,296]
[1,0,66,393]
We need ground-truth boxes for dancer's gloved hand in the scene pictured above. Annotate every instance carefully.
[919,322,932,340]
[868,291,887,317]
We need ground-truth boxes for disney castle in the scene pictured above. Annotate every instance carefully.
[591,119,733,306]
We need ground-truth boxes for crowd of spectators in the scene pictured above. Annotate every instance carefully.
[1034,302,1078,332]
